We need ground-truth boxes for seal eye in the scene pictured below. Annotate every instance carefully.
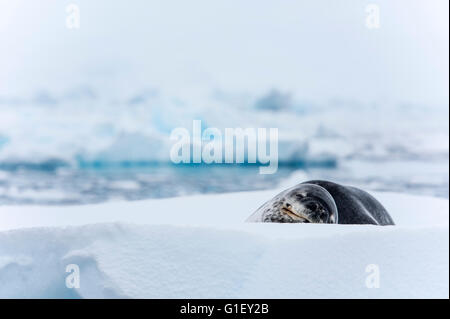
[320,212,326,219]
[306,202,318,211]
[285,203,292,209]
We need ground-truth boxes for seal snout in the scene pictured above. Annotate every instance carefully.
[281,202,312,223]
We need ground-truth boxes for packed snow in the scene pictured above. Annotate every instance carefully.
[0,188,448,298]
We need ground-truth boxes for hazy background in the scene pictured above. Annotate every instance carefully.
[0,0,448,204]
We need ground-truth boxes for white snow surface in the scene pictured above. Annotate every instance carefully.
[0,189,448,298]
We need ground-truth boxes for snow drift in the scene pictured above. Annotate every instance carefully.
[0,190,448,298]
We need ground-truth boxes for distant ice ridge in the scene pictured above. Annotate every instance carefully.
[0,190,448,298]
[0,87,448,169]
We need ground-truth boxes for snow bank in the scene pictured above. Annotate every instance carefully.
[0,190,448,298]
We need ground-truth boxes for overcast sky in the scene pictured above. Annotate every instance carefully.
[0,0,448,106]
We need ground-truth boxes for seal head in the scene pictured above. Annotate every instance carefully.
[248,184,338,223]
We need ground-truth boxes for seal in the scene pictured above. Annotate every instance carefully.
[246,180,395,225]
